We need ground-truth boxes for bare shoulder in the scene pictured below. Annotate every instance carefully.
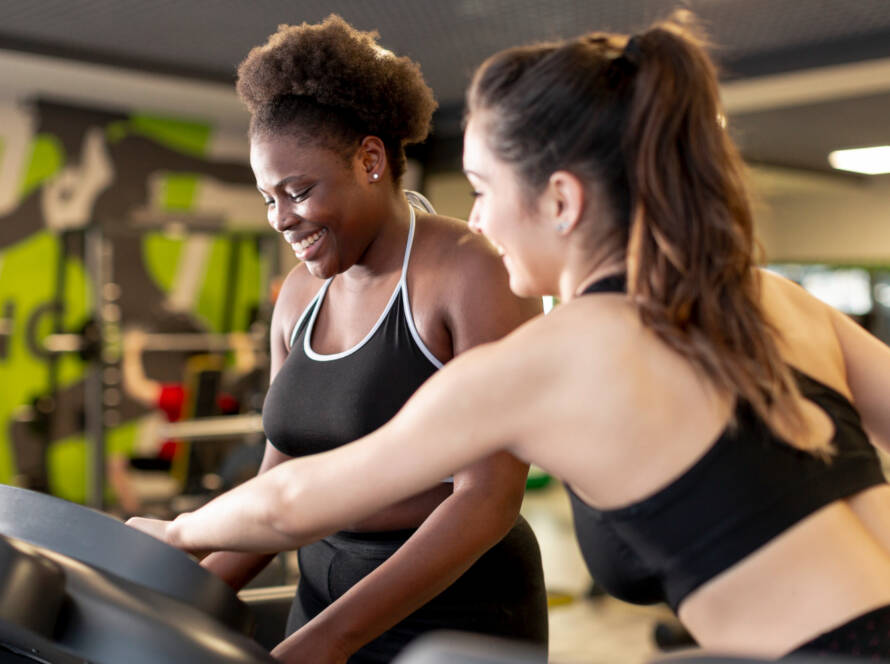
[753,268,862,403]
[409,211,524,306]
[543,294,646,361]
[759,268,832,318]
[470,295,663,478]
[411,212,503,277]
[757,268,843,364]
[408,211,541,353]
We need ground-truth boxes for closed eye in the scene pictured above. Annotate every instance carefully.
[289,186,314,203]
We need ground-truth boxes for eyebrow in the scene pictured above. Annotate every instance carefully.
[256,175,308,194]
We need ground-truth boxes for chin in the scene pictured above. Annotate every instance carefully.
[508,274,544,299]
[303,259,337,280]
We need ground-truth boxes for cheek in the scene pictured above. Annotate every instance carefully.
[487,200,517,237]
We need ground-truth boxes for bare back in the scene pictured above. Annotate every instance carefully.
[494,269,890,657]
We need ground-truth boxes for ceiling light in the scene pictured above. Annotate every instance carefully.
[828,146,890,174]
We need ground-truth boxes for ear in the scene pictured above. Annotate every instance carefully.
[543,170,585,236]
[358,136,387,183]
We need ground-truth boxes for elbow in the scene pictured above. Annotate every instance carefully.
[458,484,526,545]
[266,476,307,541]
[493,491,526,540]
[263,467,331,546]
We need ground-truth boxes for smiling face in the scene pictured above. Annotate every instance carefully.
[250,132,376,279]
[462,114,561,297]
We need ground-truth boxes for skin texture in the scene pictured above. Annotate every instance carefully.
[130,118,890,660]
[157,131,542,663]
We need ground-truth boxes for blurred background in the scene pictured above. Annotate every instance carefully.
[1,1,889,661]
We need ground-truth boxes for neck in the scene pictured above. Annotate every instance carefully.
[557,246,625,302]
[341,194,412,287]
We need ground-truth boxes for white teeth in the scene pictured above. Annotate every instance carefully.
[297,229,325,250]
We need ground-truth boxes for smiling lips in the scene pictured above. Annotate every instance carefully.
[291,228,327,258]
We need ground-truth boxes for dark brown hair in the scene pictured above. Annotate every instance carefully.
[468,11,813,449]
[236,14,437,183]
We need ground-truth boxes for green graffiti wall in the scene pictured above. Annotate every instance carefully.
[0,99,268,503]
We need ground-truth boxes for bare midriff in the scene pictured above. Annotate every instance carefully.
[678,491,890,658]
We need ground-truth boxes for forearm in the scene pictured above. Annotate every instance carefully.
[277,487,520,659]
[202,550,277,591]
[167,465,314,553]
[154,347,526,556]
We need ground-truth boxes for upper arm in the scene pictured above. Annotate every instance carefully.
[449,451,530,532]
[261,264,317,474]
[268,266,304,379]
[437,234,540,513]
[831,306,890,450]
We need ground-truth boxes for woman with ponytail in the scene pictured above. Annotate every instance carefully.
[132,11,890,660]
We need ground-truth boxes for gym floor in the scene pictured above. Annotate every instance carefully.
[521,481,674,664]
[548,596,670,663]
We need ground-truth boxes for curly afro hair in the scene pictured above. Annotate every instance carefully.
[237,14,437,183]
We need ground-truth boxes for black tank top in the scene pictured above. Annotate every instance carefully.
[567,275,886,611]
[263,202,443,457]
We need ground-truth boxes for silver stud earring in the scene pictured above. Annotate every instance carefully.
[371,173,379,180]
[556,221,568,233]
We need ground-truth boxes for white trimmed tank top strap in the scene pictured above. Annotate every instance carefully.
[401,197,445,369]
[288,280,332,350]
[300,205,415,362]
[404,190,435,214]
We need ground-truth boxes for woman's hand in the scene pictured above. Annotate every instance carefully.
[271,623,352,664]
[126,515,173,543]
[126,514,213,560]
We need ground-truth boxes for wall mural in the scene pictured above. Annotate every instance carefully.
[0,98,270,503]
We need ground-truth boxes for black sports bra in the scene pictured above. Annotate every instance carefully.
[263,201,442,458]
[567,275,886,611]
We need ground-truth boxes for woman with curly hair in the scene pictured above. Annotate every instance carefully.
[189,15,547,664]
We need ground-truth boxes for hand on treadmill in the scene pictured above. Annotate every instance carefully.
[127,515,172,542]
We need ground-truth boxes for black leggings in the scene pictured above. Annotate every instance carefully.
[288,516,549,663]
[789,604,890,660]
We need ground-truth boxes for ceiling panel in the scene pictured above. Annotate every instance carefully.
[1,0,889,173]
[731,90,890,172]
[2,0,890,99]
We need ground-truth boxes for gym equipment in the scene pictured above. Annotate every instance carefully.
[392,631,546,663]
[391,631,864,664]
[0,533,275,664]
[159,413,264,440]
[0,536,65,638]
[0,484,252,634]
[38,328,262,357]
[654,618,698,650]
[0,300,12,360]
[237,584,297,652]
[10,221,276,510]
[646,656,864,663]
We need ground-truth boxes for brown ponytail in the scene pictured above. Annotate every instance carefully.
[469,11,814,451]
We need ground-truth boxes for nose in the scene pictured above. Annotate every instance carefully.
[268,200,294,233]
[467,204,483,235]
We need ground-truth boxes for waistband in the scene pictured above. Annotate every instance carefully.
[320,516,533,555]
[320,528,418,554]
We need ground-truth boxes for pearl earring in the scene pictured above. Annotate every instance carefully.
[371,173,379,180]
